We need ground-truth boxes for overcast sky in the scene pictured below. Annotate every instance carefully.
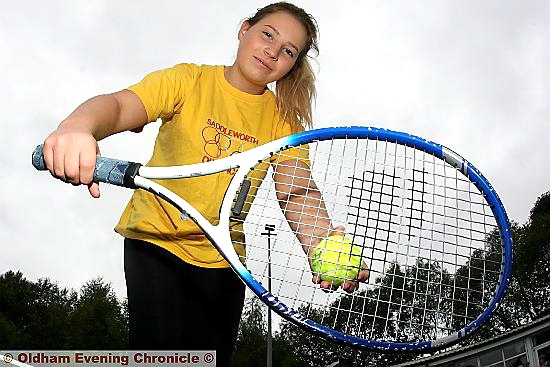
[1,1,549,298]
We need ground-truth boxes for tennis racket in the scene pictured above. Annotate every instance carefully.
[32,126,512,351]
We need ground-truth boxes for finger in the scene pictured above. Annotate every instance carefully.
[79,145,98,185]
[312,274,321,284]
[358,262,370,282]
[358,269,370,282]
[42,142,54,174]
[341,266,369,293]
[64,148,81,184]
[342,280,358,293]
[320,280,338,293]
[88,182,100,198]
[51,146,67,181]
[312,275,337,291]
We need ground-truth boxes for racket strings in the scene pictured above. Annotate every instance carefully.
[229,137,502,343]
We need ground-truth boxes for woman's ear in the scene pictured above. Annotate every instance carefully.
[238,21,251,40]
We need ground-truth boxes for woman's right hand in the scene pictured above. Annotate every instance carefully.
[42,124,101,198]
[41,90,149,198]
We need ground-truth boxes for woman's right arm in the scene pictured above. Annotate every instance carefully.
[43,89,148,197]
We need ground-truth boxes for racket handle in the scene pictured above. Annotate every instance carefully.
[32,144,142,189]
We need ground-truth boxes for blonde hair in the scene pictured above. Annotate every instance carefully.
[246,2,319,132]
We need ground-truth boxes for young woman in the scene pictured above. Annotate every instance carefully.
[41,2,367,365]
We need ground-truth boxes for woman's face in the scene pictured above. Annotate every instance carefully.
[230,11,308,94]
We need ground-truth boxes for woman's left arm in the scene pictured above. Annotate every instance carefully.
[273,159,369,292]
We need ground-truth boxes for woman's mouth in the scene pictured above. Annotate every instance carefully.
[254,57,272,71]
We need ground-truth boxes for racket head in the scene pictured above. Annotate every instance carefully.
[222,126,512,351]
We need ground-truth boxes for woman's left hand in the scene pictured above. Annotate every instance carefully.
[309,226,370,293]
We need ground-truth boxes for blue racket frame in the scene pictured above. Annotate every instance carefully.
[33,126,513,351]
[249,127,513,350]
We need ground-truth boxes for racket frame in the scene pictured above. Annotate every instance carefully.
[33,126,513,351]
[131,127,513,351]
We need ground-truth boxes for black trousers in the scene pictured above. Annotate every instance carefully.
[124,238,245,367]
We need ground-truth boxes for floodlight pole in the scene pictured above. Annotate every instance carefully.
[261,224,276,367]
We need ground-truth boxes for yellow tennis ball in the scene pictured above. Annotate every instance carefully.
[311,235,362,287]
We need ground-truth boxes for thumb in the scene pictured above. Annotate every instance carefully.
[88,182,100,198]
[329,225,346,237]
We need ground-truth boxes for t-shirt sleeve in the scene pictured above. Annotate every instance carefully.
[126,63,198,123]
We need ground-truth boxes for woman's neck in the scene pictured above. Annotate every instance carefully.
[224,65,267,95]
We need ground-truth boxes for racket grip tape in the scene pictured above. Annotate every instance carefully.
[32,144,142,189]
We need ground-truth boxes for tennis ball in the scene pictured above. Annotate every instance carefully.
[311,235,362,287]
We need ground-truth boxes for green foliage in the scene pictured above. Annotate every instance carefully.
[68,278,128,348]
[438,191,550,347]
[492,192,550,327]
[277,305,336,366]
[2,191,549,366]
[233,297,268,366]
[233,297,309,367]
[0,272,127,349]
[253,192,550,366]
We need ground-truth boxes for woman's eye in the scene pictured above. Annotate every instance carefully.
[284,48,294,58]
[263,31,272,39]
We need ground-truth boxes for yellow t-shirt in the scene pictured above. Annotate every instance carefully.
[115,63,300,268]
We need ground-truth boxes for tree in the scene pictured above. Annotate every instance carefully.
[277,305,338,366]
[448,191,550,346]
[0,272,128,348]
[3,191,549,364]
[515,191,550,315]
[484,192,549,331]
[234,298,319,367]
[0,271,35,347]
[68,278,128,348]
[233,296,268,366]
[275,263,433,367]
[258,191,550,365]
[24,277,76,348]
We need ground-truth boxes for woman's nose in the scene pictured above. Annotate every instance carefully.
[264,48,278,60]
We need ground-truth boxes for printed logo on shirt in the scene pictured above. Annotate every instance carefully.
[202,119,260,174]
